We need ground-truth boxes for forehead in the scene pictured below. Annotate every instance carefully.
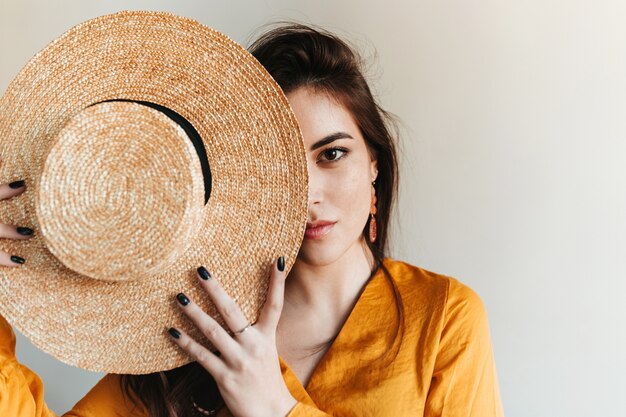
[286,87,361,145]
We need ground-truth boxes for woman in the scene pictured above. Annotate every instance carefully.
[0,24,504,417]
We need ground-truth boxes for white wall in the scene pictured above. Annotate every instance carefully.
[1,1,625,416]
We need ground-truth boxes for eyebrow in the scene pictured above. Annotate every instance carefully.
[310,132,354,151]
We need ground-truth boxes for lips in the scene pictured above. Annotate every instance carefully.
[304,221,336,239]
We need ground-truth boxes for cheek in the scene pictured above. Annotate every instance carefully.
[330,165,372,223]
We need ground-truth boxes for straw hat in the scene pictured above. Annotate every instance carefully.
[0,11,308,374]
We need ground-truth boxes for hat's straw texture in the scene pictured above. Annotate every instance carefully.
[0,11,308,373]
[38,101,206,282]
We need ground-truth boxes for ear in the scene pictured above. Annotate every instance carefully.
[369,157,378,183]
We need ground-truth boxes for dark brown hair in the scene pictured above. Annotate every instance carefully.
[120,23,401,417]
[250,24,399,258]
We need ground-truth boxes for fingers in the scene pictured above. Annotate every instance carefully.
[0,180,26,201]
[0,176,32,267]
[169,258,286,372]
[167,326,227,379]
[196,266,250,335]
[0,176,33,238]
[173,292,240,361]
[0,251,26,267]
[0,223,34,240]
[257,256,287,332]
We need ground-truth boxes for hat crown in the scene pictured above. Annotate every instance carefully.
[36,101,205,282]
[0,10,308,373]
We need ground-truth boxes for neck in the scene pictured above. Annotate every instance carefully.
[284,239,378,311]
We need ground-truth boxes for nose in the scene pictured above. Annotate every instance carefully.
[307,163,322,207]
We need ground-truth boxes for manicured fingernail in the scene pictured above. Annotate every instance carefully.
[176,292,190,306]
[278,256,285,272]
[9,180,25,189]
[197,266,211,280]
[10,256,25,265]
[17,227,34,236]
[168,327,181,339]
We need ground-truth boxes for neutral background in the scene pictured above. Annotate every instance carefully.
[1,1,625,416]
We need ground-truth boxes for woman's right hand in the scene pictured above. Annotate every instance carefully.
[0,159,34,267]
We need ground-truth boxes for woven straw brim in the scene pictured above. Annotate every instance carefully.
[0,11,308,374]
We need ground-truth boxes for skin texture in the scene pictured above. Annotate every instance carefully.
[287,87,378,268]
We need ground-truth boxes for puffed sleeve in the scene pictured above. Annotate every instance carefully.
[0,314,146,417]
[0,314,56,417]
[424,279,504,416]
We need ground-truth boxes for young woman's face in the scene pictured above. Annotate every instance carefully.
[286,87,377,266]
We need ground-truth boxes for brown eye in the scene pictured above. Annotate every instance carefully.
[319,147,347,162]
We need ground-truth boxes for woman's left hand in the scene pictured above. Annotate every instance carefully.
[168,256,297,417]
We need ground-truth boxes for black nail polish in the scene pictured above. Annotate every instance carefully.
[10,256,25,265]
[17,227,34,236]
[176,293,190,306]
[9,180,25,189]
[278,256,285,272]
[197,266,211,280]
[168,327,181,339]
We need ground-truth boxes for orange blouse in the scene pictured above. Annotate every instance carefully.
[1,259,504,416]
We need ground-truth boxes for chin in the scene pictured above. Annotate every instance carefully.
[296,240,344,267]
[296,231,367,267]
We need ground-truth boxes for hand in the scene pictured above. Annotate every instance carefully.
[168,257,297,417]
[0,162,35,266]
